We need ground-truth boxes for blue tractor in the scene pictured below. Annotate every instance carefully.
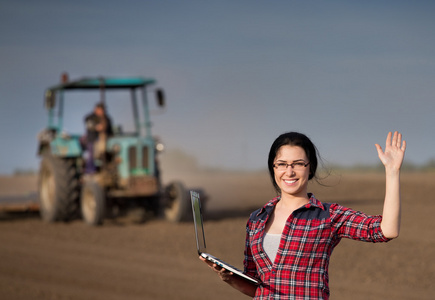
[37,74,194,225]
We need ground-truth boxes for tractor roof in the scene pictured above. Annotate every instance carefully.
[47,77,156,91]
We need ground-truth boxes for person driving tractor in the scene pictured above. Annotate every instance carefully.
[83,102,113,174]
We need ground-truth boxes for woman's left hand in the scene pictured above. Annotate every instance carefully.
[375,131,406,172]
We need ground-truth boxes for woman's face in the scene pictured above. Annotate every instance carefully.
[273,145,310,199]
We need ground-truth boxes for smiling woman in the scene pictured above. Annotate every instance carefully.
[200,131,406,300]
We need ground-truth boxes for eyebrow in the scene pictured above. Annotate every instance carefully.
[275,159,306,163]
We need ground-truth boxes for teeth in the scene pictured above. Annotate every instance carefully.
[284,179,297,184]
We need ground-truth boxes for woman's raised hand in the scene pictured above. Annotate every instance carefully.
[375,131,406,172]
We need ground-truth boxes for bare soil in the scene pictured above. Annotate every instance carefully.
[0,171,433,299]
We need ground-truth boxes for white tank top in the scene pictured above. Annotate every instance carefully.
[263,233,281,262]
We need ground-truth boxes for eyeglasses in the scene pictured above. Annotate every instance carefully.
[273,161,310,171]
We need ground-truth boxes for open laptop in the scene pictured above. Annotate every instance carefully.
[190,191,260,285]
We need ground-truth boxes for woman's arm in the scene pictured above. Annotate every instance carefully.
[199,256,257,297]
[375,131,406,239]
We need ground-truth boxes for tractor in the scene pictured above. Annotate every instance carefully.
[37,74,197,225]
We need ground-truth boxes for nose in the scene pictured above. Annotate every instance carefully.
[285,165,295,176]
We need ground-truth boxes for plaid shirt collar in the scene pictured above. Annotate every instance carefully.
[255,193,325,218]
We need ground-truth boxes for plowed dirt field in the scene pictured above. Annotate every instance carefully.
[0,171,433,299]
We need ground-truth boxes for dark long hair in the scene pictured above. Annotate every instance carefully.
[267,132,319,194]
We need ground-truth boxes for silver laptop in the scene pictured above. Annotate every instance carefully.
[190,191,260,285]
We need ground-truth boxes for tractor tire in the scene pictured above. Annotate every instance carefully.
[163,181,190,222]
[38,155,80,222]
[81,177,105,226]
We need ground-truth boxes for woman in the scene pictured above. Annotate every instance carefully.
[201,131,406,299]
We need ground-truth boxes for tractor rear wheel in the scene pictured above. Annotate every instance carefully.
[81,177,105,226]
[163,181,190,222]
[39,155,80,222]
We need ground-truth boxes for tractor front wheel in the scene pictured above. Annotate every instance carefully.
[163,181,190,222]
[81,177,105,226]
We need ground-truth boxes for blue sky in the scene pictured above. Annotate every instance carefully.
[1,0,434,174]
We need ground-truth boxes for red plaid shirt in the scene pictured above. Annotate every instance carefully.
[244,194,390,299]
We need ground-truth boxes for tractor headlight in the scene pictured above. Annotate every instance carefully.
[155,142,165,152]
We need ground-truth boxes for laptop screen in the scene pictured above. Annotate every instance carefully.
[190,191,207,254]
